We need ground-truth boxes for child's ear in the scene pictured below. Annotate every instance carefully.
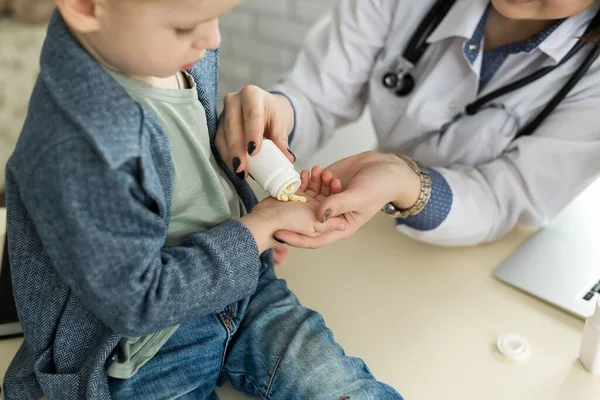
[56,0,101,33]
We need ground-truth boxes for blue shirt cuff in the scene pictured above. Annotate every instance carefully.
[269,91,297,144]
[396,168,452,231]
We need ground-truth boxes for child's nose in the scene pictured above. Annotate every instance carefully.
[193,20,221,50]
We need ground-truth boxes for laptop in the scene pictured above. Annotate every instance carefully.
[494,177,600,320]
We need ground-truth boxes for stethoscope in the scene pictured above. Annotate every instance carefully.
[382,0,600,138]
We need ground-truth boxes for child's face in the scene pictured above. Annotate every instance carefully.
[79,0,241,78]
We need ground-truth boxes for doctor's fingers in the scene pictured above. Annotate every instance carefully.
[239,85,269,162]
[225,87,274,178]
[215,118,235,173]
[241,88,295,164]
[222,93,248,179]
[274,229,351,250]
[317,189,364,224]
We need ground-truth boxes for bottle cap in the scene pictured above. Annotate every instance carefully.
[496,334,530,361]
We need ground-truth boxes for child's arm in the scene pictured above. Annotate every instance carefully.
[20,139,341,337]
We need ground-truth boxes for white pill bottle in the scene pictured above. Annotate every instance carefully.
[246,139,301,200]
[580,297,600,374]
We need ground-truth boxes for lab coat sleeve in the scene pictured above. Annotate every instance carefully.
[270,0,399,161]
[396,79,600,246]
[396,168,453,232]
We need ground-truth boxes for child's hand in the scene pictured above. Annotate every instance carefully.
[250,190,345,236]
[270,166,344,243]
[298,166,343,203]
[239,167,346,253]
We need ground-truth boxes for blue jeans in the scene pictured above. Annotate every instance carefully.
[107,264,402,399]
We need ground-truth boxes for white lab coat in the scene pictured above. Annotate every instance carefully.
[273,0,600,246]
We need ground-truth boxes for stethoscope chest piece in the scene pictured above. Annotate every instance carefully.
[382,57,416,96]
[382,72,415,96]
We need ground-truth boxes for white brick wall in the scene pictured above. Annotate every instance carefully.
[218,0,378,169]
[218,0,338,99]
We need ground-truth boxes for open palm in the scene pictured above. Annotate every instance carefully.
[270,166,343,242]
[275,152,406,249]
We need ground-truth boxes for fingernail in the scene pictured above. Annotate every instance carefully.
[288,148,296,163]
[323,208,332,223]
[273,236,286,244]
[247,141,257,155]
[232,157,241,173]
[236,171,246,180]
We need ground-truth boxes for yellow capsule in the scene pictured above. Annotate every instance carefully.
[289,194,308,203]
[280,195,289,202]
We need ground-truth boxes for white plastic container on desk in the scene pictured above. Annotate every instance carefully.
[580,297,600,374]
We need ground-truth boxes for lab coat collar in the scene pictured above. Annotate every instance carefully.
[538,3,600,63]
[427,0,600,64]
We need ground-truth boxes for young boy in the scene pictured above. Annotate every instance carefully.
[2,0,404,399]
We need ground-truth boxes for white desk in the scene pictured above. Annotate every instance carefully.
[224,214,600,400]
[2,210,599,399]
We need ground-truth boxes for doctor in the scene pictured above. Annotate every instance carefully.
[216,0,600,247]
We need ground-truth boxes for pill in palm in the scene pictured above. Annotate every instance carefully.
[290,194,307,203]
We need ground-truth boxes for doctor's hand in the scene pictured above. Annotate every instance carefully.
[273,152,421,249]
[215,85,296,179]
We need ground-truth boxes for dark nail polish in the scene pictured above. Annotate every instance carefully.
[273,236,287,245]
[247,141,257,155]
[232,157,241,173]
[288,148,297,163]
[323,208,332,223]
[236,171,246,180]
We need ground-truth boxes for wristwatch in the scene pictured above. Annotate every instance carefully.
[381,154,431,218]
